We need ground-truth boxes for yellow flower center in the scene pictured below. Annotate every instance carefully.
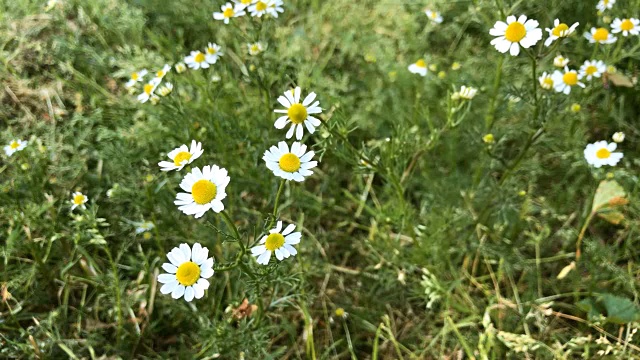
[430,12,437,19]
[131,72,139,80]
[173,151,192,166]
[251,45,260,53]
[144,83,154,94]
[562,72,578,85]
[207,47,217,55]
[505,22,527,42]
[620,19,634,31]
[596,148,611,159]
[593,28,609,41]
[242,0,251,3]
[279,153,301,172]
[191,179,217,205]
[552,23,569,37]
[9,141,19,149]
[223,7,234,18]
[143,232,152,240]
[265,233,285,251]
[415,59,426,68]
[73,194,85,205]
[586,65,598,75]
[256,1,267,11]
[157,70,165,77]
[543,77,553,87]
[195,52,205,63]
[176,261,200,286]
[287,103,308,124]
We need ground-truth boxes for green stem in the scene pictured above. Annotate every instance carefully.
[485,56,503,131]
[576,211,595,260]
[271,179,286,227]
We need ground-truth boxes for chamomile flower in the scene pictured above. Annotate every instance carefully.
[174,165,230,218]
[158,243,214,302]
[408,59,428,76]
[584,27,617,44]
[263,141,318,182]
[579,60,606,81]
[251,221,301,265]
[185,50,210,70]
[458,86,477,100]
[612,132,625,143]
[158,83,173,96]
[205,43,223,64]
[551,67,585,94]
[175,63,187,73]
[425,10,443,24]
[232,0,253,9]
[611,18,639,37]
[213,2,246,24]
[248,0,269,17]
[154,64,171,80]
[489,15,542,56]
[4,139,27,156]
[70,192,88,211]
[135,221,155,234]
[266,0,284,18]
[553,55,570,67]
[158,140,204,172]
[538,72,554,90]
[544,19,579,46]
[274,87,322,140]
[596,0,615,12]
[125,69,148,88]
[137,79,160,103]
[584,141,623,167]
[247,42,264,56]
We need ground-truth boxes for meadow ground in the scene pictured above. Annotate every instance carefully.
[1,0,640,358]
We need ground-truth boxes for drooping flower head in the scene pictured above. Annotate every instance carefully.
[251,221,301,265]
[158,140,204,172]
[274,87,322,140]
[247,42,264,56]
[174,165,230,218]
[538,72,554,90]
[263,141,317,182]
[584,141,623,168]
[158,243,213,302]
[553,54,570,67]
[489,15,542,56]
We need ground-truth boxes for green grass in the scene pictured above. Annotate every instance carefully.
[2,0,640,358]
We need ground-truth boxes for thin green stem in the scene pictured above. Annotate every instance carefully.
[485,56,503,131]
[271,179,286,227]
[576,211,595,260]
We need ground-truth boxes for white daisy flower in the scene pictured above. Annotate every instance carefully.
[4,139,27,156]
[248,0,269,17]
[584,27,617,44]
[158,243,214,302]
[125,69,148,88]
[251,221,301,265]
[174,165,230,218]
[154,64,171,80]
[553,54,570,67]
[158,83,173,96]
[538,72,554,90]
[579,60,606,81]
[158,140,204,172]
[274,87,322,140]
[232,0,253,9]
[137,79,160,103]
[489,15,542,56]
[70,192,88,211]
[213,2,246,24]
[425,10,443,24]
[263,141,318,182]
[544,19,579,46]
[185,50,210,70]
[611,18,639,37]
[408,59,428,76]
[175,63,187,74]
[459,86,477,100]
[205,43,223,64]
[584,141,623,168]
[596,0,615,12]
[135,221,155,234]
[551,67,585,94]
[612,132,625,143]
[266,0,284,18]
[247,42,264,56]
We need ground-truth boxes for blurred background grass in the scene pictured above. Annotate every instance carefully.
[1,0,640,358]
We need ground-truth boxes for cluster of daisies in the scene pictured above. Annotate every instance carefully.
[154,85,323,301]
[125,65,174,104]
[213,0,283,24]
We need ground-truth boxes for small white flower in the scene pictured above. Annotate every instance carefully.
[251,221,301,265]
[489,15,543,56]
[158,243,214,302]
[408,59,428,76]
[458,86,477,100]
[263,141,318,182]
[612,132,625,143]
[247,42,264,56]
[125,69,148,88]
[136,78,160,103]
[175,63,187,73]
[611,18,639,37]
[158,83,173,97]
[538,72,554,90]
[174,165,230,218]
[425,10,443,24]
[584,27,617,44]
[596,0,615,12]
[232,0,253,9]
[185,50,209,70]
[544,19,579,46]
[205,43,223,64]
[135,221,155,234]
[553,55,570,67]
[266,0,284,18]
[551,67,585,94]
[213,2,246,24]
[4,139,27,156]
[158,140,204,172]
[248,0,269,17]
[154,64,171,80]
[70,192,88,211]
[579,60,606,81]
[274,87,322,140]
[584,141,623,168]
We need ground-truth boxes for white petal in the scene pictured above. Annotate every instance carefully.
[158,273,177,283]
[184,287,195,302]
[162,263,178,273]
[171,285,186,299]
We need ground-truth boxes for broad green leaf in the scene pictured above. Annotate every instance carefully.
[592,180,627,213]
[598,294,640,324]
